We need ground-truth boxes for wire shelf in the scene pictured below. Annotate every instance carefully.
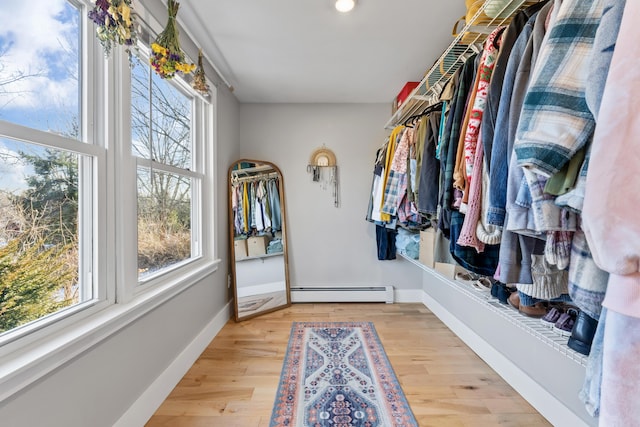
[385,0,543,129]
[399,253,588,367]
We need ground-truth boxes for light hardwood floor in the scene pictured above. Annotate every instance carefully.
[146,303,551,427]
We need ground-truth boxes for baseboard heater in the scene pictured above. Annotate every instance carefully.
[290,286,394,304]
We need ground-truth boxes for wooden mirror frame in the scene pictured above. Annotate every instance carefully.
[228,159,291,321]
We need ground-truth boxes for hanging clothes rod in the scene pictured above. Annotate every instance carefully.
[232,172,279,184]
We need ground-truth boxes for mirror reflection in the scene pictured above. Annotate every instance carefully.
[228,160,290,321]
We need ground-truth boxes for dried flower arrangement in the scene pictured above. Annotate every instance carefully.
[150,0,195,79]
[88,0,138,63]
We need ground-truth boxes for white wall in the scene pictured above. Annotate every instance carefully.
[239,103,422,291]
[236,255,286,290]
[0,78,240,427]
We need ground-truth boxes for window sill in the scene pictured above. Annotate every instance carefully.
[0,258,221,403]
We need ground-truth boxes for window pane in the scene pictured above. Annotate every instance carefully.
[0,2,81,139]
[130,55,151,159]
[137,167,191,279]
[130,56,192,168]
[0,138,87,335]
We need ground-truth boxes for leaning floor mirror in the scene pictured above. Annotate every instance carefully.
[228,160,291,321]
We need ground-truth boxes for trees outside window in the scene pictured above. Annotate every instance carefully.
[0,1,86,334]
[0,0,209,336]
[130,54,201,280]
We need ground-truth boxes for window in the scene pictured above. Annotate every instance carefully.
[0,1,98,337]
[0,3,81,138]
[0,0,214,362]
[130,54,203,282]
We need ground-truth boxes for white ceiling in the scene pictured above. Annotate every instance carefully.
[178,0,466,103]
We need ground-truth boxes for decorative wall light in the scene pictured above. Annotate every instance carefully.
[307,146,339,207]
[335,0,356,13]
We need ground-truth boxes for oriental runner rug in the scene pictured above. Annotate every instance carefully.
[270,321,418,427]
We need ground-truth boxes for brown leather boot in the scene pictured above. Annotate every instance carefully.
[507,291,548,318]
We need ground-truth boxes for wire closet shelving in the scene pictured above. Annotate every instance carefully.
[385,0,543,129]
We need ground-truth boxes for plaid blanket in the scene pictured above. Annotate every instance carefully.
[514,0,603,177]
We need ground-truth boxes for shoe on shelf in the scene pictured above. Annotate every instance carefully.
[472,277,492,293]
[507,291,520,310]
[508,291,548,318]
[496,283,516,304]
[541,307,563,328]
[519,302,548,318]
[553,308,578,337]
[491,282,500,299]
[454,271,477,286]
[568,311,599,356]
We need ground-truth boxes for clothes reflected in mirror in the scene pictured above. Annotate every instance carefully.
[229,161,290,321]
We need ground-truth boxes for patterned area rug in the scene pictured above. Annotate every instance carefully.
[270,321,418,427]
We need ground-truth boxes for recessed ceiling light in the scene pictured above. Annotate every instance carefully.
[335,0,355,13]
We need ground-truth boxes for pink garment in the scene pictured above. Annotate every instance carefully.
[582,0,640,318]
[457,132,485,253]
[462,27,503,188]
[600,309,640,426]
[390,128,412,174]
[583,5,640,423]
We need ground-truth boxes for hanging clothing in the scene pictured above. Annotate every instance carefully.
[253,181,266,232]
[381,127,412,218]
[268,179,282,232]
[411,116,428,201]
[487,9,542,227]
[439,54,478,237]
[233,185,244,235]
[569,228,609,320]
[242,182,249,233]
[249,182,257,230]
[460,26,504,191]
[457,130,488,253]
[375,225,397,261]
[514,0,603,177]
[231,176,282,236]
[450,209,500,277]
[368,144,388,223]
[416,111,441,218]
[452,55,482,198]
[482,2,548,169]
[435,75,458,161]
[565,0,626,329]
[600,310,640,426]
[378,126,404,222]
[494,3,553,287]
[582,0,640,320]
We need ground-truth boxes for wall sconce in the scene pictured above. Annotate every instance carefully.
[335,0,355,13]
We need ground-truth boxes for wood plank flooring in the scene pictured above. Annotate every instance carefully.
[146,303,551,426]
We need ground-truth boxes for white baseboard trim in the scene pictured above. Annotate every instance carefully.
[113,302,233,427]
[291,285,394,303]
[393,288,423,303]
[420,291,589,427]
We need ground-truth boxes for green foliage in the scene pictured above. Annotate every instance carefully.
[0,149,79,334]
[0,239,76,333]
[16,149,78,246]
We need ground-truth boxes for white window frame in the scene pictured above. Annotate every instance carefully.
[116,27,214,302]
[0,0,219,403]
[0,0,109,350]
